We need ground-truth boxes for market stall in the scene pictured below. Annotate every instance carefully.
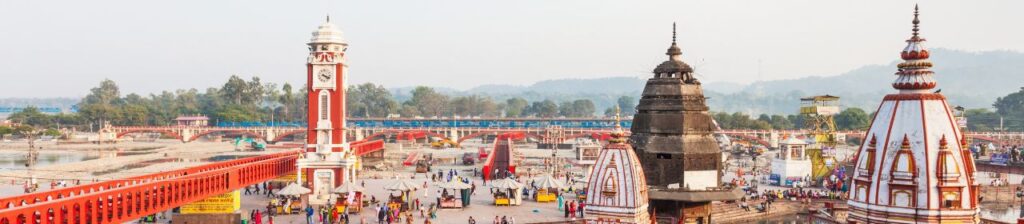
[436,177,472,209]
[333,182,365,213]
[384,179,419,212]
[275,183,311,214]
[531,174,565,202]
[489,177,524,206]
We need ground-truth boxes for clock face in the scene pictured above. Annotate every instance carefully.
[318,69,332,82]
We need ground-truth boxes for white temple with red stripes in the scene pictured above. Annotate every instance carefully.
[847,5,980,224]
[584,114,652,224]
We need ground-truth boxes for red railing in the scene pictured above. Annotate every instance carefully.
[402,152,421,167]
[352,140,385,157]
[0,151,298,224]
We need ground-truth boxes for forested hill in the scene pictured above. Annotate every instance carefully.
[716,48,1024,114]
[408,48,1024,115]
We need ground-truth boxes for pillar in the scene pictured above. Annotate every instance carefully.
[449,127,459,141]
[264,128,276,143]
[180,128,194,143]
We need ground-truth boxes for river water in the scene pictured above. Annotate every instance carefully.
[0,151,110,170]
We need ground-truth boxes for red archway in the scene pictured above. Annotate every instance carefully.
[187,130,265,142]
[115,130,183,141]
[562,132,619,142]
[457,131,543,144]
[270,130,306,143]
[363,130,446,142]
[724,133,770,147]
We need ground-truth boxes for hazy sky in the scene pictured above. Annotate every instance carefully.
[1,0,1022,98]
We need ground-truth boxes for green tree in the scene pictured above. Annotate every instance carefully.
[966,108,1000,131]
[403,86,449,117]
[769,114,794,130]
[451,95,498,117]
[531,100,559,118]
[8,107,54,128]
[993,87,1024,130]
[835,108,871,130]
[504,98,529,117]
[347,83,399,118]
[278,83,296,120]
[616,96,637,116]
[78,79,123,128]
[572,99,596,117]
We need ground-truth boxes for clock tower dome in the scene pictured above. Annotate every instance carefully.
[297,16,354,205]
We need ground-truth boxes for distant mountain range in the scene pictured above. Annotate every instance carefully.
[387,48,1024,115]
[4,49,1021,118]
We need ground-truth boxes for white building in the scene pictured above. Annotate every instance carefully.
[770,136,812,187]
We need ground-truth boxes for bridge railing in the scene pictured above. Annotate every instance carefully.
[352,140,385,156]
[0,151,298,224]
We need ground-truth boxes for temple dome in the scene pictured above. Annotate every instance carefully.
[584,135,651,224]
[652,24,697,83]
[653,58,694,75]
[309,18,347,45]
[847,6,980,223]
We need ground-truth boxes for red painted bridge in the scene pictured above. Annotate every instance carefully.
[0,151,298,224]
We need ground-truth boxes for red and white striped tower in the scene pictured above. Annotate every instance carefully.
[847,5,980,223]
[297,16,354,205]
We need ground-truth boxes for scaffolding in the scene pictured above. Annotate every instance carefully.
[800,95,840,147]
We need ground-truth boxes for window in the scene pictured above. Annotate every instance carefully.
[891,190,913,207]
[320,92,329,120]
[856,186,867,202]
[942,191,961,209]
[602,171,618,197]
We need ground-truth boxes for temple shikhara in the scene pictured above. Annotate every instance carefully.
[847,6,980,223]
[584,113,652,224]
[630,24,743,224]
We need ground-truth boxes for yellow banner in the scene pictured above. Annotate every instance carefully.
[180,190,241,214]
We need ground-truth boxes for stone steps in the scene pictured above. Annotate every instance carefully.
[713,200,811,223]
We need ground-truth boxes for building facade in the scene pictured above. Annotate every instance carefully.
[297,17,357,205]
[847,6,980,223]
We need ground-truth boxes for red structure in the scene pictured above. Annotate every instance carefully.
[0,151,298,224]
[481,133,523,181]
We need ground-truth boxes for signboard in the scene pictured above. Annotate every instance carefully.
[768,174,781,185]
[180,190,241,214]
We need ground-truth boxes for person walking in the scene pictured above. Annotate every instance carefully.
[244,185,252,195]
[556,194,564,211]
[254,210,264,224]
[578,201,585,218]
[563,201,570,218]
[305,205,315,224]
[568,200,576,218]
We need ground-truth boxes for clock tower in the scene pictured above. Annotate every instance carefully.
[297,16,353,205]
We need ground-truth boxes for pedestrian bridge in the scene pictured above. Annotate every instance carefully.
[0,151,298,224]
